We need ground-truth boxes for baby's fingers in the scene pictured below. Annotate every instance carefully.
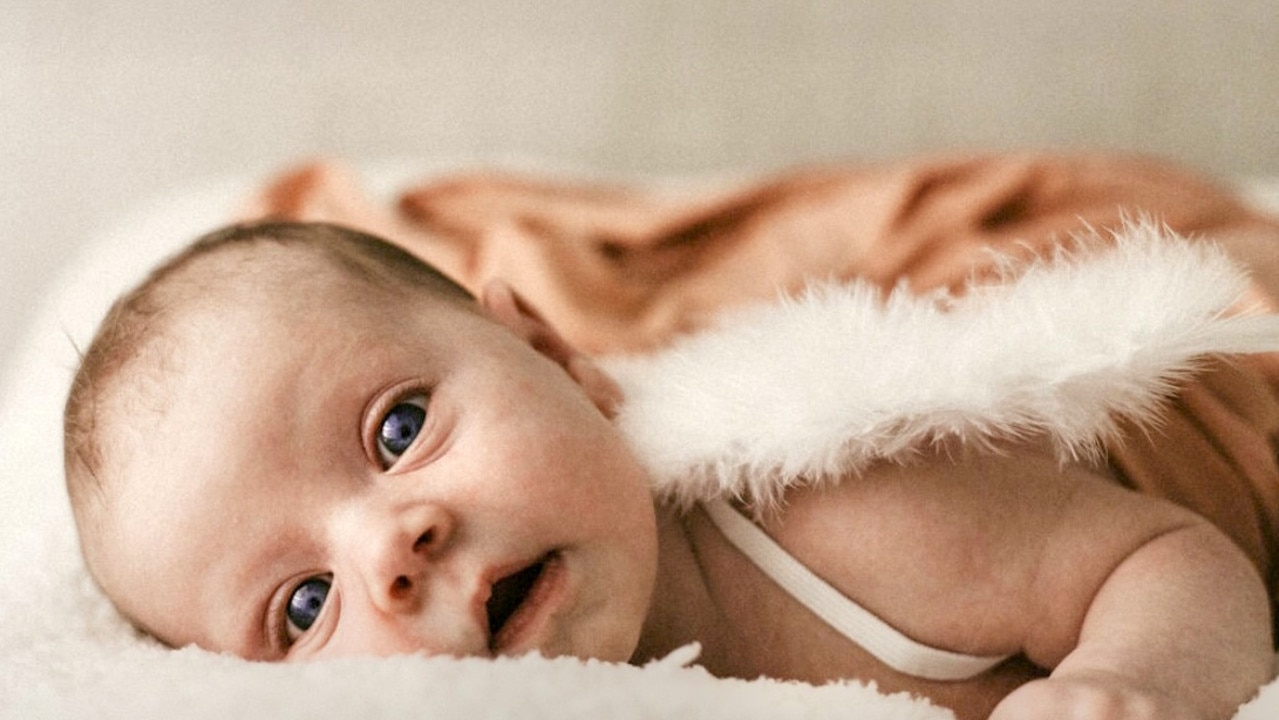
[990,676,1201,720]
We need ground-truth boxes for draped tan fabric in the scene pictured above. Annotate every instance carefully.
[248,152,1279,624]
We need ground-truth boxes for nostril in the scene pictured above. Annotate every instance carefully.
[413,529,434,554]
[390,575,412,598]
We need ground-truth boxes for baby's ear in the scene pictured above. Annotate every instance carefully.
[479,280,622,417]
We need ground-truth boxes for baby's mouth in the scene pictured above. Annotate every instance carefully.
[485,552,558,649]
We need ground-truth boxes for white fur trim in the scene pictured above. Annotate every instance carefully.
[604,222,1279,510]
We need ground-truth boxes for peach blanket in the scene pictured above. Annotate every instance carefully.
[250,152,1279,627]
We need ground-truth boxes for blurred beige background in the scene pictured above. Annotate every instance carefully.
[2,0,1277,374]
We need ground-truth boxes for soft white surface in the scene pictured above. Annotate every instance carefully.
[3,168,1279,719]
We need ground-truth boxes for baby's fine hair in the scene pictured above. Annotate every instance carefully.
[63,221,471,534]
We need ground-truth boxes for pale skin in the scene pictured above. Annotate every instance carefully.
[88,250,1273,720]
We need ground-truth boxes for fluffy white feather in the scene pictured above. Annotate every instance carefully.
[604,223,1279,510]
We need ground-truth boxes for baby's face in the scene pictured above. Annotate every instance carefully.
[94,285,658,663]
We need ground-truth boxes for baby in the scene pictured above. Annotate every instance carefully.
[64,220,1274,720]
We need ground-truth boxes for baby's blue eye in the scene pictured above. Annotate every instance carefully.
[377,395,428,467]
[285,576,330,640]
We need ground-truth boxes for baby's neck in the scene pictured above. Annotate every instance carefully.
[629,502,724,665]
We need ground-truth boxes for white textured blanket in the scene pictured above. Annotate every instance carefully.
[4,168,1279,719]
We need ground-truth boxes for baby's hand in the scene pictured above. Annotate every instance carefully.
[989,673,1204,720]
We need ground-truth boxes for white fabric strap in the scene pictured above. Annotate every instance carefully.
[700,499,1012,682]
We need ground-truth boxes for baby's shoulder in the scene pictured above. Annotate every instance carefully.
[703,447,1068,659]
[718,444,1189,657]
[758,441,1076,552]
[748,441,1205,625]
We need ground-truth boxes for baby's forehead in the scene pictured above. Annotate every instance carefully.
[99,236,481,449]
[98,309,316,496]
[99,251,341,426]
[150,254,400,358]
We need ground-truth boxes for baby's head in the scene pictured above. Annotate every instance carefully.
[64,221,658,662]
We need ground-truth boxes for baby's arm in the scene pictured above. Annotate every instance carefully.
[991,516,1272,719]
[773,443,1272,720]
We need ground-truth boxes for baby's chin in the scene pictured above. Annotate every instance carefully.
[561,635,644,666]
[540,612,648,665]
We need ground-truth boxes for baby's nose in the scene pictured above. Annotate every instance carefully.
[360,503,456,613]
